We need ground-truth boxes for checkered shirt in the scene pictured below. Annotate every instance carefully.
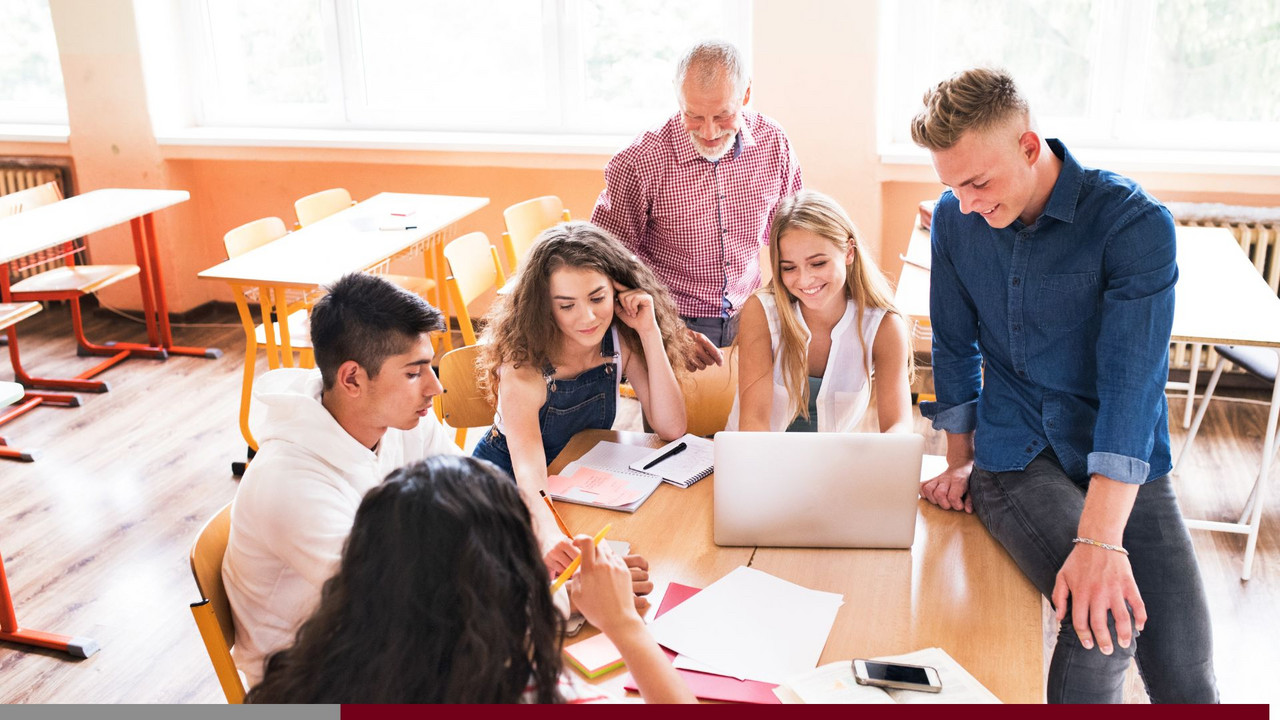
[591,110,803,319]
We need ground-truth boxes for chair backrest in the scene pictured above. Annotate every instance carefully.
[683,349,739,437]
[295,188,354,227]
[444,231,507,308]
[0,181,63,216]
[223,217,288,259]
[189,503,245,703]
[438,345,496,430]
[502,195,569,270]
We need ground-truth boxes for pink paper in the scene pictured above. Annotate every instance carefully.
[548,467,643,506]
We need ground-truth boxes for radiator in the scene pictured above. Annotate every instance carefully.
[1167,202,1280,377]
[1,161,76,283]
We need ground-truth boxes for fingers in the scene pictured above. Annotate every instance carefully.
[634,595,651,614]
[1052,573,1069,623]
[1071,585,1094,651]
[572,534,597,571]
[1110,595,1133,650]
[945,475,966,511]
[610,278,630,293]
[1090,599,1112,655]
[1129,585,1148,633]
[623,554,649,571]
[963,493,974,514]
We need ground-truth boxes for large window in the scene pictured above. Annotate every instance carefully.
[879,0,1280,156]
[189,0,750,135]
[0,0,67,125]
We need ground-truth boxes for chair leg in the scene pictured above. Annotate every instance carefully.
[238,340,258,453]
[1183,343,1202,429]
[1239,374,1280,581]
[1174,357,1226,473]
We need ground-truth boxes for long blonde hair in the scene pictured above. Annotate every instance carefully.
[759,190,913,425]
[478,221,693,403]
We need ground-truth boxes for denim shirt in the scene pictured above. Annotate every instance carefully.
[920,139,1176,485]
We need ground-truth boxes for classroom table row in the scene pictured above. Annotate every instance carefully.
[550,430,1045,704]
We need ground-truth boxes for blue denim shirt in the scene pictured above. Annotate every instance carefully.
[920,139,1176,485]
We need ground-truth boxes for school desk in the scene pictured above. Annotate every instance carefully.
[896,222,1280,580]
[198,192,489,450]
[0,188,217,393]
[550,430,1044,704]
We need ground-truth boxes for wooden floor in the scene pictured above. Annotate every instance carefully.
[1,305,1275,703]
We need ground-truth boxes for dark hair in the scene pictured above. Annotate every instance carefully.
[246,455,566,704]
[309,272,444,390]
[478,221,693,403]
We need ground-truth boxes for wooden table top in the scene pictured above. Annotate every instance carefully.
[197,192,489,288]
[894,222,1280,349]
[0,189,190,264]
[551,430,1044,704]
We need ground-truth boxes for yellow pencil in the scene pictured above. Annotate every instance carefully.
[549,523,611,594]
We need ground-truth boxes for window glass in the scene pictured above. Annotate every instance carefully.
[0,0,67,124]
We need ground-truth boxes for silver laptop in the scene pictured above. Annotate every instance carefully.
[713,432,925,549]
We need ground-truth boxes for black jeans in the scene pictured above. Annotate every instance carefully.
[968,451,1218,703]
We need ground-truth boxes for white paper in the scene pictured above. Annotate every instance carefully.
[629,434,715,486]
[646,566,844,684]
[774,662,896,704]
[877,647,1000,704]
[919,454,948,483]
[771,648,1001,704]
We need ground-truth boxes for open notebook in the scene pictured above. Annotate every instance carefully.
[548,442,665,513]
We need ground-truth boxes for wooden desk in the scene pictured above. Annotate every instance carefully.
[894,222,1280,579]
[551,430,1043,704]
[199,193,488,449]
[0,189,217,393]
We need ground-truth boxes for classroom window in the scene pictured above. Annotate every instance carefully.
[188,0,751,135]
[879,0,1280,155]
[0,0,68,125]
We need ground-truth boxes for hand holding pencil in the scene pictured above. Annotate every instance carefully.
[565,530,643,635]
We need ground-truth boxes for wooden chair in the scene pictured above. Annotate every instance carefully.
[294,188,436,299]
[682,349,739,437]
[223,217,314,474]
[0,302,51,462]
[501,195,570,272]
[437,344,496,449]
[442,231,506,346]
[4,183,143,378]
[189,503,246,704]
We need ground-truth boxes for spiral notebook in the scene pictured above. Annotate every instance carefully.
[628,434,715,488]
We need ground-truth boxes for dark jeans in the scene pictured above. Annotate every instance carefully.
[681,314,739,347]
[968,452,1218,704]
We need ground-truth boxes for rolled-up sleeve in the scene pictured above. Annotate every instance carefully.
[1088,207,1177,484]
[920,196,983,434]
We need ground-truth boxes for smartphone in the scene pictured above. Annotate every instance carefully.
[852,659,943,693]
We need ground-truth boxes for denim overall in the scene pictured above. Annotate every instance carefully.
[472,327,620,479]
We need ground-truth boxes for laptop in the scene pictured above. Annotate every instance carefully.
[713,432,925,549]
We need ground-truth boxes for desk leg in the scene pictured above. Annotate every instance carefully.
[0,551,98,657]
[1240,358,1280,581]
[141,213,221,359]
[432,232,454,353]
[1183,343,1201,429]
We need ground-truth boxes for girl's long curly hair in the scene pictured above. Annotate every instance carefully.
[245,456,566,704]
[479,221,693,403]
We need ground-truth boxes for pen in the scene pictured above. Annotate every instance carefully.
[641,441,687,470]
[539,489,572,538]
[549,524,611,594]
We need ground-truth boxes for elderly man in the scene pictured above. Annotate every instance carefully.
[591,40,802,365]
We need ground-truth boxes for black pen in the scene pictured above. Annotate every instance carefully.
[642,441,687,470]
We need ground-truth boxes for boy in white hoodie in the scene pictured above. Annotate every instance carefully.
[222,273,460,687]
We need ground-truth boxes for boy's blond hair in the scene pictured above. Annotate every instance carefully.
[910,68,1029,151]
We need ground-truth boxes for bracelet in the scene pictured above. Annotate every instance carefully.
[1072,537,1129,556]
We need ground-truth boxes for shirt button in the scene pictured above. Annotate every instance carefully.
[1048,419,1055,428]
[1013,324,1021,332]
[1025,445,1034,453]
[1012,277,1021,287]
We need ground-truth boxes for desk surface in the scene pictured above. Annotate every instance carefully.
[894,222,1280,348]
[197,192,489,288]
[0,189,190,264]
[551,430,1044,704]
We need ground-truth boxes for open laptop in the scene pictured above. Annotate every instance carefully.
[713,432,925,549]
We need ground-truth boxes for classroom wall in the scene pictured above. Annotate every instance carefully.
[3,0,1279,313]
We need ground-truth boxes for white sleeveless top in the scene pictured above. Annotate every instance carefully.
[726,293,886,433]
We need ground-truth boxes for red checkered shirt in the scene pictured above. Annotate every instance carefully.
[591,110,803,319]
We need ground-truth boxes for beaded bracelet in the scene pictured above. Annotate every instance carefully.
[1072,537,1129,555]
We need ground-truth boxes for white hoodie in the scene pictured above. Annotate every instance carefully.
[221,368,459,687]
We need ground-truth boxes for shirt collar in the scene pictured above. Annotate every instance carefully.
[1042,138,1084,224]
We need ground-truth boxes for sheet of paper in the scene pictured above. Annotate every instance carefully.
[877,647,1000,704]
[574,441,658,478]
[631,434,715,485]
[774,662,896,704]
[547,466,643,506]
[646,566,844,684]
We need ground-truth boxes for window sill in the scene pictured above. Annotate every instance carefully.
[155,126,626,168]
[0,124,71,143]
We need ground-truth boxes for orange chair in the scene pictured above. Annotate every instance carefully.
[501,195,570,272]
[222,217,315,475]
[442,231,507,346]
[436,344,496,448]
[189,503,246,703]
[294,188,436,299]
[4,182,145,391]
[0,302,64,462]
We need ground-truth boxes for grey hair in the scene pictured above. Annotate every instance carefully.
[674,40,749,95]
